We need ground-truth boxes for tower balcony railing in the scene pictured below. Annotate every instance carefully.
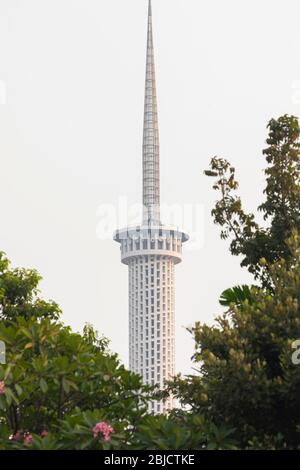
[113,224,189,243]
[113,224,189,265]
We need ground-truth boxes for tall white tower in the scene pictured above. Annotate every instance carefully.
[114,0,188,414]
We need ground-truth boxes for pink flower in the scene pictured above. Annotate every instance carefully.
[92,421,113,442]
[40,430,48,438]
[24,434,33,445]
[10,431,22,441]
[0,381,5,395]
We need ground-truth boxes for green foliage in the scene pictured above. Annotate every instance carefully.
[0,316,151,444]
[0,253,155,449]
[2,409,237,451]
[170,232,300,449]
[0,252,60,321]
[219,285,254,307]
[205,115,300,288]
[133,414,236,450]
[4,409,129,450]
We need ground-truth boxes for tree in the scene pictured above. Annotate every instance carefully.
[132,413,237,450]
[0,251,153,449]
[0,315,153,446]
[204,115,300,288]
[169,232,300,449]
[168,115,300,448]
[0,252,60,321]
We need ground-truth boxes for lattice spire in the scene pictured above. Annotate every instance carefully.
[143,0,160,226]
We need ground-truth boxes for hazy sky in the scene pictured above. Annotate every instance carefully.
[1,0,300,375]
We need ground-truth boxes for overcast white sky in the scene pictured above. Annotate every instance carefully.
[1,0,300,375]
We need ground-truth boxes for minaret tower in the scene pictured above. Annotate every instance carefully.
[114,0,188,414]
